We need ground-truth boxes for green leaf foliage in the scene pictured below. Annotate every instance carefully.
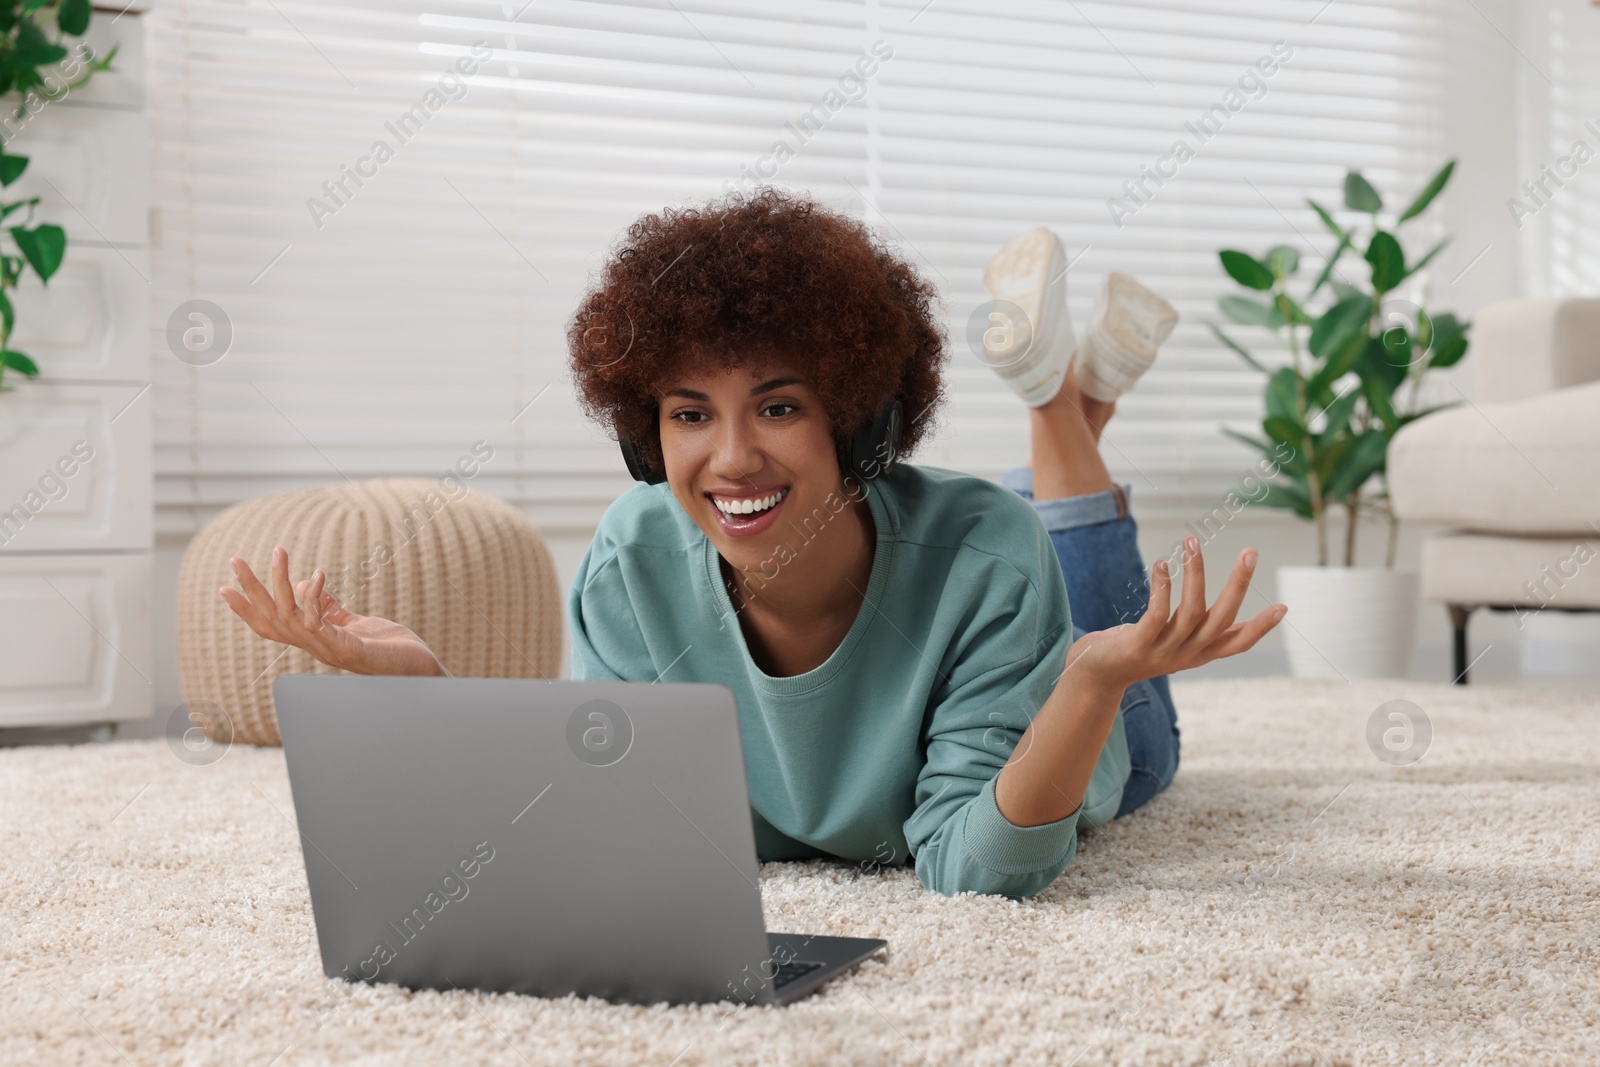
[1360,372,1400,436]
[1365,231,1406,292]
[1258,482,1314,519]
[1427,312,1470,368]
[59,0,93,36]
[1264,366,1301,424]
[1410,237,1449,276]
[1324,429,1389,499]
[1397,159,1455,223]
[1223,427,1275,456]
[2,348,39,376]
[1268,245,1300,278]
[1220,249,1276,291]
[0,197,34,223]
[1309,293,1373,359]
[1357,335,1406,394]
[12,20,67,67]
[1264,415,1306,448]
[1306,330,1367,405]
[1344,171,1383,213]
[10,223,66,282]
[1315,387,1362,445]
[1208,323,1268,373]
[1274,293,1313,326]
[0,152,27,186]
[1219,295,1284,329]
[1307,199,1347,241]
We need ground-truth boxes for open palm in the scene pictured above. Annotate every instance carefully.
[1064,538,1285,691]
[219,545,447,677]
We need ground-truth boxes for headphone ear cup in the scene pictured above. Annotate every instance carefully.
[842,397,905,482]
[619,437,666,485]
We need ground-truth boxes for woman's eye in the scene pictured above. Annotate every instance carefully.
[670,410,706,425]
[763,402,797,417]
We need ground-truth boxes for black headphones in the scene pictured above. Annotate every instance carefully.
[619,396,905,486]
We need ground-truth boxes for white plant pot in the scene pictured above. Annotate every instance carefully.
[1276,565,1419,680]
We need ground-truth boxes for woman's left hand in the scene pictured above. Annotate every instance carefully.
[1063,536,1285,692]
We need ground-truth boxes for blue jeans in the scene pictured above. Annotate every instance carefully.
[1004,469,1180,819]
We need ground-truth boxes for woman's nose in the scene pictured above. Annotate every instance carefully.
[708,418,763,477]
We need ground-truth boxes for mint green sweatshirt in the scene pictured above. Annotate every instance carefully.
[567,464,1130,899]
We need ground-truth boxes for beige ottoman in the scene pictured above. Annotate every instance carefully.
[177,478,563,746]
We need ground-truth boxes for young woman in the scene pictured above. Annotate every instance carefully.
[220,189,1284,901]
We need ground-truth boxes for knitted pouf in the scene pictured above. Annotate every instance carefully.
[176,478,563,747]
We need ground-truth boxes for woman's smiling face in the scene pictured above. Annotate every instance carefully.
[657,360,846,573]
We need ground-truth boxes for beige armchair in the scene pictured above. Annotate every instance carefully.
[1389,297,1600,682]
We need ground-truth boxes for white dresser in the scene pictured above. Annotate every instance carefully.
[0,12,152,731]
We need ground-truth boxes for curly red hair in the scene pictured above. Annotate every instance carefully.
[567,187,947,475]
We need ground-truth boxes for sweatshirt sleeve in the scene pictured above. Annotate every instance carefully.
[567,524,655,683]
[902,527,1095,901]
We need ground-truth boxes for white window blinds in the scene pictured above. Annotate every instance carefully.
[149,0,1448,533]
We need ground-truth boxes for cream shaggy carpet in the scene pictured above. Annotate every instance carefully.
[2,678,1597,1067]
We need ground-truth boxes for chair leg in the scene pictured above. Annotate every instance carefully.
[1448,604,1475,685]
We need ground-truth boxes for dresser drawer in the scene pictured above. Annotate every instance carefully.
[0,551,152,727]
[9,244,150,381]
[0,382,152,552]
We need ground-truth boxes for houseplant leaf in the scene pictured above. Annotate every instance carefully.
[59,0,93,36]
[1426,312,1470,368]
[1313,433,1355,486]
[11,223,66,282]
[1359,372,1400,435]
[1308,240,1351,298]
[0,288,12,335]
[1268,245,1300,278]
[1397,159,1455,223]
[13,20,68,67]
[1220,250,1276,291]
[1315,386,1362,445]
[1219,295,1284,329]
[0,197,38,223]
[1323,429,1389,499]
[1208,323,1268,372]
[1365,231,1405,292]
[1407,237,1450,278]
[1307,199,1348,241]
[1258,482,1314,519]
[1353,338,1405,400]
[1264,415,1306,449]
[1223,428,1307,479]
[2,349,39,376]
[1222,427,1275,455]
[1309,293,1373,359]
[0,153,27,186]
[1344,171,1383,213]
[1264,366,1302,423]
[1307,330,1368,404]
[1274,293,1313,326]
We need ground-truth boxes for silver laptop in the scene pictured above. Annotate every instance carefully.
[273,674,887,1006]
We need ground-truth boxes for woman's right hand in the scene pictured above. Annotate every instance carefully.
[219,545,449,677]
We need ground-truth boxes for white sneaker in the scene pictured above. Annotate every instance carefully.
[1072,272,1179,403]
[980,227,1077,407]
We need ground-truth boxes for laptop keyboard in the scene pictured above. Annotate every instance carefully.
[772,960,825,988]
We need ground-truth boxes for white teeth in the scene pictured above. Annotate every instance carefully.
[713,489,787,517]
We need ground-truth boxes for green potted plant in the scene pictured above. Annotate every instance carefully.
[1212,160,1470,678]
[0,0,115,393]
